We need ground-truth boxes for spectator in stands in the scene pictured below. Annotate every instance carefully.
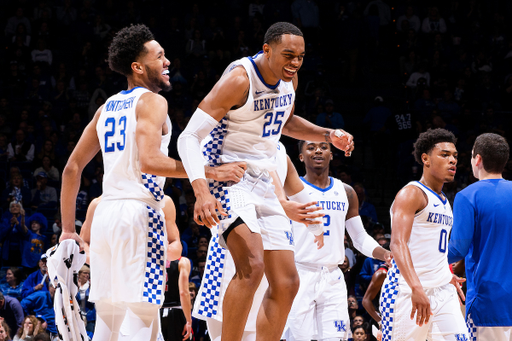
[76,265,95,335]
[1,174,31,209]
[13,315,38,341]
[352,325,368,341]
[7,130,34,163]
[0,268,25,302]
[406,62,430,88]
[0,292,23,340]
[315,99,345,129]
[21,255,49,300]
[353,183,378,224]
[421,7,447,34]
[397,6,420,32]
[30,173,57,210]
[0,321,11,341]
[19,291,56,338]
[31,39,52,66]
[33,157,59,183]
[5,8,32,37]
[0,201,26,266]
[20,213,48,270]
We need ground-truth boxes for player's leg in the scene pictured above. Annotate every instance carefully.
[222,221,265,341]
[124,302,161,341]
[284,267,317,341]
[316,267,350,341]
[429,284,469,341]
[256,249,300,341]
[206,318,223,341]
[93,299,128,341]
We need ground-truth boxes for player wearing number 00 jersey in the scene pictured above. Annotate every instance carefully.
[380,128,468,341]
[284,141,390,341]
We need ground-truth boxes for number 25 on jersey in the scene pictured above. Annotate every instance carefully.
[104,116,126,153]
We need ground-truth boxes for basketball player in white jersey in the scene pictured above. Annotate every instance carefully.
[178,22,354,341]
[194,142,324,341]
[284,141,391,341]
[380,128,468,341]
[59,24,246,341]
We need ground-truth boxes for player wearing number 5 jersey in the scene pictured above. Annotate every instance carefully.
[178,22,354,341]
[59,24,246,341]
[381,128,468,341]
[284,141,390,341]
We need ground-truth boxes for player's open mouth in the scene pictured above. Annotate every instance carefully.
[284,67,297,77]
[448,167,456,174]
[313,156,324,163]
[162,70,169,78]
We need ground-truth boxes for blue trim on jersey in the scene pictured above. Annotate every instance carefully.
[415,181,447,205]
[247,51,281,90]
[300,177,334,192]
[120,86,145,95]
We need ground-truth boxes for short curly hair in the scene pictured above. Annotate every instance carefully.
[264,22,303,45]
[108,24,154,76]
[413,128,457,164]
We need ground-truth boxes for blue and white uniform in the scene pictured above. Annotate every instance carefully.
[284,177,351,341]
[448,179,512,341]
[91,86,169,305]
[380,181,468,341]
[193,142,289,341]
[203,51,295,250]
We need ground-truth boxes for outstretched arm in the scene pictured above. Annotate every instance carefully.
[178,257,192,340]
[283,115,354,156]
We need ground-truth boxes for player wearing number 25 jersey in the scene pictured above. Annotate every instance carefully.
[380,128,468,341]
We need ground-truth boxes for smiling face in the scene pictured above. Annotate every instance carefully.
[137,40,171,92]
[300,141,333,171]
[264,34,305,82]
[24,317,34,335]
[423,142,458,182]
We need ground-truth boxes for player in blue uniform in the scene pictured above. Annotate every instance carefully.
[448,133,512,341]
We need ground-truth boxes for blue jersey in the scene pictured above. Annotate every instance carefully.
[448,179,512,327]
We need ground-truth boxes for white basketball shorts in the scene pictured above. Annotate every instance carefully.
[212,170,294,251]
[380,265,468,341]
[89,199,167,305]
[284,263,350,341]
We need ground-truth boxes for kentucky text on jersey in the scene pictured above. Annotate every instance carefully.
[316,200,346,211]
[105,96,136,112]
[426,212,453,226]
[253,94,293,111]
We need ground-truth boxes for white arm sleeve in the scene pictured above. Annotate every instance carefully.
[177,108,220,183]
[345,215,380,258]
[288,188,324,236]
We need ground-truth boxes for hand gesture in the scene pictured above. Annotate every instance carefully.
[194,192,227,228]
[330,129,354,156]
[182,321,192,340]
[59,231,85,252]
[34,283,44,291]
[280,200,324,225]
[10,216,17,226]
[20,208,25,216]
[410,288,432,326]
[384,251,393,267]
[313,233,324,249]
[450,274,466,305]
[210,162,247,183]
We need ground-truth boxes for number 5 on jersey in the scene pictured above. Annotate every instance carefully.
[262,111,285,137]
[104,116,127,153]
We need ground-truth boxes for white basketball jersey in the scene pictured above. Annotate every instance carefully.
[275,142,288,184]
[97,87,171,209]
[391,181,453,289]
[203,52,295,171]
[292,177,349,267]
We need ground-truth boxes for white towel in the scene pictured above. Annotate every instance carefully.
[46,240,89,341]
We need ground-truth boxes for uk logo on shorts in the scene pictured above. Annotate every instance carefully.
[284,231,294,245]
[455,334,469,341]
[334,320,346,332]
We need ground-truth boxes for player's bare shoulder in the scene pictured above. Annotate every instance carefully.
[343,183,356,202]
[393,184,427,213]
[137,91,167,112]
